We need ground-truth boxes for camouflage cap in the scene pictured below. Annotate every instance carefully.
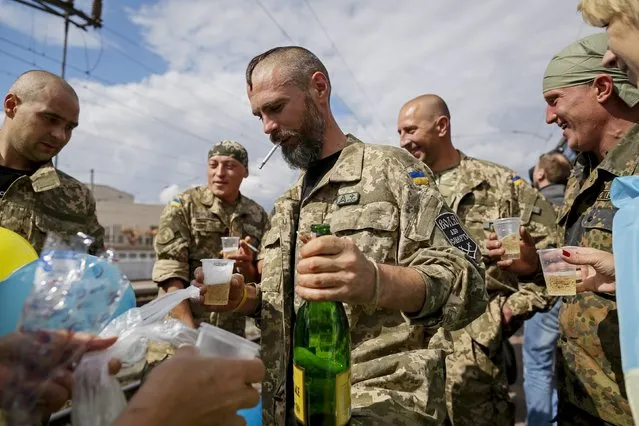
[208,140,249,169]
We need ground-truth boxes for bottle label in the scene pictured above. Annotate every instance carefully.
[293,364,306,424]
[336,368,351,425]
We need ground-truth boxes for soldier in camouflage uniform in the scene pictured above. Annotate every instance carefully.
[397,94,558,425]
[0,70,104,255]
[152,140,269,335]
[487,33,639,425]
[193,46,488,425]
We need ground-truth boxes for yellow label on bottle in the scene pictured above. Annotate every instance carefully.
[293,364,306,424]
[336,368,351,425]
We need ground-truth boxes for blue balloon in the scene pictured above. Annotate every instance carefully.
[0,254,136,337]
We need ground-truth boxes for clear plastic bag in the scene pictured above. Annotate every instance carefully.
[1,233,130,426]
[71,285,201,426]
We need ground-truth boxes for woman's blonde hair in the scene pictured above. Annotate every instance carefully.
[579,0,639,27]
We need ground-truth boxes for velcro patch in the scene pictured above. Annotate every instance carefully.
[409,170,429,185]
[512,175,524,186]
[435,212,478,259]
[335,192,360,206]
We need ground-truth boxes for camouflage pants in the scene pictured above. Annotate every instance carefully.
[445,323,514,425]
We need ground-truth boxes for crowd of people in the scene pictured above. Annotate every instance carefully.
[0,0,637,425]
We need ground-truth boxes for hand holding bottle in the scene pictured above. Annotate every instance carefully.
[296,234,377,305]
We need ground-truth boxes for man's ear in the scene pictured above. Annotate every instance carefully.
[592,74,615,104]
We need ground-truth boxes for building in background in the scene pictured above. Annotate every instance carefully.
[91,184,164,280]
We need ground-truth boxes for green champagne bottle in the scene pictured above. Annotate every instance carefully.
[293,224,351,426]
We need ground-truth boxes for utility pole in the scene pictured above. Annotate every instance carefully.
[8,1,103,167]
[90,168,94,193]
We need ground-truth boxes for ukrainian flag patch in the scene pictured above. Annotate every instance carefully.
[409,170,429,185]
[170,197,181,207]
[512,175,524,186]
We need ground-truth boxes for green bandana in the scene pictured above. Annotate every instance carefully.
[543,32,639,107]
[208,140,249,169]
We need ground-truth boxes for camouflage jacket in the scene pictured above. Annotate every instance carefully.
[0,162,104,254]
[152,186,268,334]
[435,152,558,341]
[257,136,488,425]
[555,124,639,424]
[152,185,269,283]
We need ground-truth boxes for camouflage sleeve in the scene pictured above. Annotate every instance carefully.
[152,198,191,285]
[504,283,552,317]
[517,181,559,249]
[503,180,560,316]
[86,195,105,255]
[387,156,488,330]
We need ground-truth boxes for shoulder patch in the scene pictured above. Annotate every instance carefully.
[409,170,429,185]
[512,175,524,186]
[435,212,478,259]
[169,197,181,207]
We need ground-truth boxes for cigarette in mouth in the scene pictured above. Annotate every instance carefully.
[258,143,281,170]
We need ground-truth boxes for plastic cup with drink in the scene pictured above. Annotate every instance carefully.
[201,258,235,305]
[537,247,578,296]
[493,217,521,260]
[222,236,240,257]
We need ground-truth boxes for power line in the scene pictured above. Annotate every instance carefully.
[0,34,264,146]
[102,25,152,54]
[61,165,174,186]
[0,67,209,171]
[253,0,374,140]
[302,0,392,135]
[66,136,198,178]
[101,24,257,108]
[103,40,261,141]
[80,28,104,73]
[0,46,218,148]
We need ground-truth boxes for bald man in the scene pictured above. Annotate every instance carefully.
[0,70,104,254]
[398,94,558,426]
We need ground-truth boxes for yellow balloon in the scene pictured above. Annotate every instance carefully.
[0,227,38,281]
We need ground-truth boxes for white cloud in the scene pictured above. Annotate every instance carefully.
[5,0,602,211]
[159,184,180,204]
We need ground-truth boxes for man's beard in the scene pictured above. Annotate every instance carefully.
[270,97,325,170]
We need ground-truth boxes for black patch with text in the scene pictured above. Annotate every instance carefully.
[435,212,479,259]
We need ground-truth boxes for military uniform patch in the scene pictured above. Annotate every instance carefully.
[512,175,524,186]
[435,212,478,259]
[335,192,360,206]
[409,170,429,185]
[169,197,181,208]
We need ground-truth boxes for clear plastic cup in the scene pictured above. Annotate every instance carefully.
[222,236,240,257]
[537,248,578,296]
[196,322,260,359]
[493,217,521,260]
[200,259,235,305]
[196,323,262,425]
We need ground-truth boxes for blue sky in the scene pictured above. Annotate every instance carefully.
[0,0,598,209]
